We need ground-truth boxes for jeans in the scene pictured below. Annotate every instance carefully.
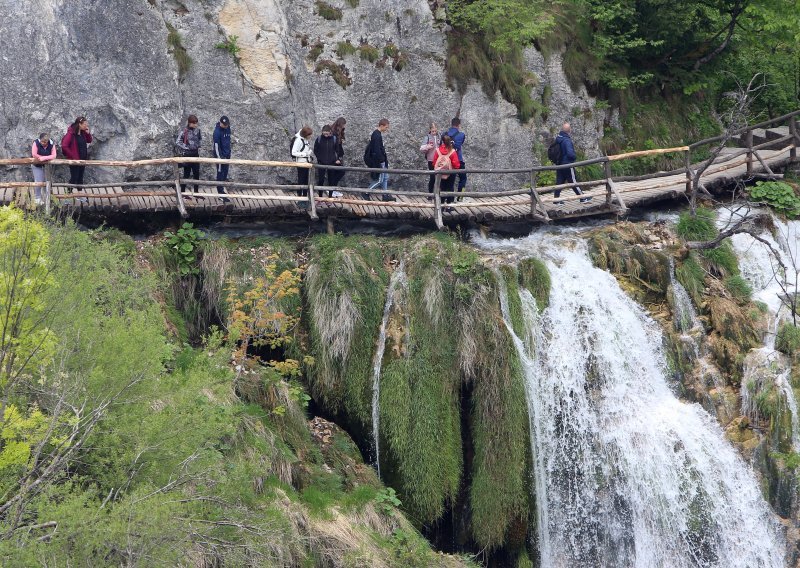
[457,161,466,192]
[554,166,582,198]
[216,162,229,194]
[31,165,45,200]
[68,165,85,188]
[368,162,388,192]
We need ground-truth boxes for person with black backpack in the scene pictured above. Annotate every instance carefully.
[314,124,341,196]
[291,126,314,196]
[175,114,203,199]
[363,118,394,201]
[549,122,591,204]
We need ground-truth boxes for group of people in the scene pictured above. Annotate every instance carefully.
[27,113,588,207]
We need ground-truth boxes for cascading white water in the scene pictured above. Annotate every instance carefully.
[371,261,406,479]
[669,260,702,334]
[481,232,785,568]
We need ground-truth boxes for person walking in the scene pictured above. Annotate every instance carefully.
[61,116,93,191]
[314,125,341,197]
[420,122,440,193]
[31,132,56,205]
[445,117,466,196]
[175,115,203,199]
[291,126,314,196]
[213,115,232,203]
[365,118,393,201]
[433,134,460,205]
[329,117,347,188]
[553,122,591,204]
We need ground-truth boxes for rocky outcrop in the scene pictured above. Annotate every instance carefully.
[0,0,606,190]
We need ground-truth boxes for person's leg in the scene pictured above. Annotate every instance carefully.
[191,163,200,193]
[427,161,435,193]
[32,166,45,201]
[298,167,308,197]
[457,161,466,196]
[68,166,79,190]
[181,163,190,192]
[554,167,568,200]
[368,164,383,190]
[76,166,86,186]
[442,175,455,204]
[216,163,229,192]
[569,167,584,197]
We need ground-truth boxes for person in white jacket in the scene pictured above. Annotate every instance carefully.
[291,126,314,196]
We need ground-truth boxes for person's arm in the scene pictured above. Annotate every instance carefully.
[450,151,460,169]
[377,133,387,164]
[84,130,93,144]
[313,137,321,159]
[564,137,577,162]
[291,136,303,159]
[31,142,39,160]
[61,130,75,158]
[43,142,56,161]
[213,129,221,159]
[175,130,187,150]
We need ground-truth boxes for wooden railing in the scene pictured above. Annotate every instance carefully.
[1,109,798,229]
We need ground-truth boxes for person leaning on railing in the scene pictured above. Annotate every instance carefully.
[30,133,56,206]
[175,114,203,199]
[291,126,314,198]
[60,116,92,191]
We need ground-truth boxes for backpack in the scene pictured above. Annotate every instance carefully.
[363,141,374,167]
[434,149,455,179]
[547,137,562,164]
[290,135,307,159]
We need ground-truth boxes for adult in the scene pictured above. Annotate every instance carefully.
[175,115,203,199]
[553,122,591,204]
[365,118,393,201]
[445,117,466,195]
[291,126,314,196]
[434,134,460,204]
[329,117,347,187]
[213,115,232,203]
[61,116,92,190]
[31,132,56,205]
[420,122,440,193]
[313,124,341,196]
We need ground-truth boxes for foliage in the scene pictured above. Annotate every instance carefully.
[776,323,800,355]
[315,59,353,88]
[307,39,325,62]
[747,181,800,218]
[448,0,554,54]
[374,487,402,515]
[166,23,191,80]
[519,257,551,309]
[316,1,343,20]
[345,0,360,6]
[676,208,718,241]
[359,44,381,63]
[724,274,752,303]
[163,222,205,276]
[335,40,357,57]
[701,241,740,278]
[676,253,706,305]
[215,34,241,58]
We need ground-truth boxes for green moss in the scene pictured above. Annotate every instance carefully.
[724,274,752,304]
[676,208,718,241]
[315,0,343,20]
[359,44,381,63]
[701,241,739,278]
[776,323,800,356]
[519,258,550,309]
[676,253,706,305]
[335,40,357,57]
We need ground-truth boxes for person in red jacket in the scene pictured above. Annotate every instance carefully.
[433,134,460,204]
[61,116,93,189]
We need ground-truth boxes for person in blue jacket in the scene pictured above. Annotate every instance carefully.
[554,122,591,204]
[445,117,466,195]
[214,115,232,203]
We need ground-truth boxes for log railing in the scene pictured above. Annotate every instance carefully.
[1,109,798,228]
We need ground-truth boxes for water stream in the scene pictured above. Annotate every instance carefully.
[481,232,785,567]
[371,261,406,479]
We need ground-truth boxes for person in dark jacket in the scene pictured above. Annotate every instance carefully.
[445,117,466,195]
[330,117,347,187]
[213,115,232,203]
[175,115,202,198]
[553,122,591,204]
[366,118,393,201]
[61,116,93,190]
[314,124,341,196]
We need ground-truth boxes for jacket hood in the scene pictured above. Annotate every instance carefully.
[558,130,571,138]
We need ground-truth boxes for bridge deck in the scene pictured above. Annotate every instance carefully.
[0,145,795,225]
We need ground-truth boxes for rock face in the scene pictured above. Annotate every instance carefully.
[0,0,606,189]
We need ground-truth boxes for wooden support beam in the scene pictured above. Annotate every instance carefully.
[173,163,188,218]
[433,176,444,230]
[791,118,799,160]
[44,164,52,215]
[745,130,753,176]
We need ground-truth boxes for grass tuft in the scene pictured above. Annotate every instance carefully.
[166,24,192,80]
[316,1,343,20]
[335,40,357,58]
[676,208,718,241]
[358,44,381,63]
[314,60,352,89]
[777,323,800,356]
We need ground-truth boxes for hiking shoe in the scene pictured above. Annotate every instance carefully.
[34,198,43,206]
[382,195,397,202]
[220,197,231,204]
[579,196,593,203]
[361,194,371,201]
[77,197,88,204]
[553,200,564,205]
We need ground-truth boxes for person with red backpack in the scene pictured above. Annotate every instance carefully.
[175,114,203,198]
[60,116,93,190]
[433,134,460,204]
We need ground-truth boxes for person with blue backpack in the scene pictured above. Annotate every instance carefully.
[445,117,466,195]
[549,122,591,204]
[314,124,342,196]
[213,115,232,203]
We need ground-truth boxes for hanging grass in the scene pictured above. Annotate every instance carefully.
[519,257,551,309]
[676,208,718,241]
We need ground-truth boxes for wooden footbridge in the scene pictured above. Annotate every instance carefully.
[2,110,798,229]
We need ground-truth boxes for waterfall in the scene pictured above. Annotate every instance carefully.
[481,233,785,568]
[371,261,406,479]
[669,260,701,334]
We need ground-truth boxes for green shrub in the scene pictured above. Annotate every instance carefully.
[519,257,551,309]
[166,25,191,80]
[214,35,241,58]
[724,274,752,303]
[163,222,205,277]
[383,43,400,58]
[776,323,800,355]
[676,253,706,305]
[676,208,717,241]
[345,0,359,6]
[748,181,800,218]
[314,60,352,88]
[307,40,324,62]
[701,241,739,278]
[358,44,380,63]
[335,40,357,57]
[316,1,343,20]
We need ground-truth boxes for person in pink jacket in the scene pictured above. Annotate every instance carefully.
[31,133,56,205]
[433,134,460,203]
[60,116,93,188]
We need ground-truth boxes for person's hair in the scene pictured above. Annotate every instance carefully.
[39,132,49,141]
[451,117,461,127]
[300,126,313,138]
[378,118,389,127]
[187,114,199,125]
[71,116,86,134]
[322,124,332,133]
[429,122,438,132]
[441,134,453,149]
[332,117,346,141]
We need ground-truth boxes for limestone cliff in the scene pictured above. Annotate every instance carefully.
[0,0,607,189]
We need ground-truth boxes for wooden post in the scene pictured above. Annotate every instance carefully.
[327,217,335,235]
[684,149,692,194]
[44,163,52,215]
[529,171,549,222]
[790,117,799,161]
[173,163,188,218]
[745,129,753,175]
[604,160,613,208]
[433,175,444,230]
[308,166,318,220]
